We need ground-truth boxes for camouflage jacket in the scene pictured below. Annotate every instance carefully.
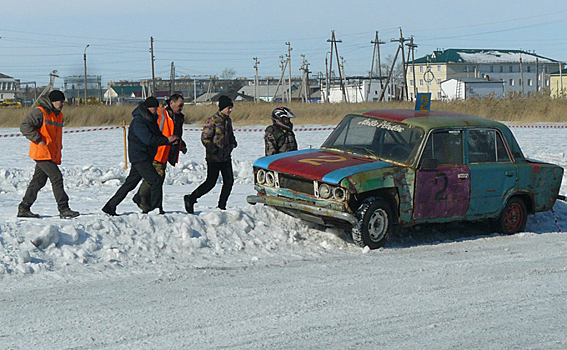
[264,124,298,156]
[201,111,237,162]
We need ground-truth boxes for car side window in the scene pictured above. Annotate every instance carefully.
[422,130,463,165]
[468,129,511,163]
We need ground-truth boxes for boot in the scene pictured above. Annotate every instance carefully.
[60,208,80,219]
[17,205,40,218]
[184,194,196,214]
[102,204,118,216]
[133,194,151,213]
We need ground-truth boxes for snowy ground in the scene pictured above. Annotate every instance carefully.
[1,122,566,349]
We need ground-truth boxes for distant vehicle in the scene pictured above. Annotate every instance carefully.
[0,98,23,108]
[247,109,564,249]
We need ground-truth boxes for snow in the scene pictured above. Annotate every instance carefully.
[1,123,567,349]
[458,50,556,64]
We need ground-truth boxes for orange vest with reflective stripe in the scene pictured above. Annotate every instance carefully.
[154,107,175,163]
[29,106,63,164]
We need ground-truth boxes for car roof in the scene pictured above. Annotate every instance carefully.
[358,109,507,130]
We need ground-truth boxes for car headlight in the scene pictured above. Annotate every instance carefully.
[265,171,276,187]
[319,184,332,199]
[256,169,266,184]
[333,187,347,202]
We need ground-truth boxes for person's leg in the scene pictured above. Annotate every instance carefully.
[135,161,166,211]
[36,161,70,211]
[217,160,234,210]
[134,161,164,212]
[184,161,221,213]
[20,161,49,210]
[103,165,142,212]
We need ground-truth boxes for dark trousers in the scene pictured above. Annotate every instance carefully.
[134,161,166,210]
[105,160,164,211]
[190,160,234,208]
[21,160,69,211]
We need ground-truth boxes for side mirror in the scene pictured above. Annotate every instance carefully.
[421,158,438,170]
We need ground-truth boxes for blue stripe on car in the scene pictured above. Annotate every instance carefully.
[322,161,394,184]
[253,149,321,169]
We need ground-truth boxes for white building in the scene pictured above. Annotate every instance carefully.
[440,77,505,100]
[321,80,386,103]
[0,73,18,101]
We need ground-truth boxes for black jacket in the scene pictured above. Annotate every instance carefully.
[166,106,186,166]
[128,104,170,164]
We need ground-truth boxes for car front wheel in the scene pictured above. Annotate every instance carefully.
[352,198,392,249]
[493,197,527,234]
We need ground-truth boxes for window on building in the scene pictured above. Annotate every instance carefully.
[490,66,494,73]
[436,79,441,85]
[419,66,423,73]
[527,66,531,73]
[419,79,424,86]
[437,92,442,99]
[528,79,533,86]
[509,66,513,73]
[464,65,468,72]
[437,65,441,72]
[510,79,514,86]
[410,80,414,86]
[500,66,504,73]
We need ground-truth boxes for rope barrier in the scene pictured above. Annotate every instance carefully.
[2,124,567,138]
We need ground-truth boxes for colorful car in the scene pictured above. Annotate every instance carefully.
[247,109,564,249]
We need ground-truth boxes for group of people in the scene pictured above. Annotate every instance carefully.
[17,91,299,218]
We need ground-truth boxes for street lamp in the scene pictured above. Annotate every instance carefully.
[83,44,89,105]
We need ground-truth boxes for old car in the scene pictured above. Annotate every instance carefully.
[247,109,564,249]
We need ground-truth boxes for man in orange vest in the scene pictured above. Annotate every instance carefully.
[18,90,80,219]
[133,94,186,213]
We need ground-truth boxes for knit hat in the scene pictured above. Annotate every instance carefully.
[218,95,233,111]
[48,90,65,102]
[144,96,159,108]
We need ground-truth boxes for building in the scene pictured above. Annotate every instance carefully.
[63,75,102,103]
[0,73,19,101]
[408,49,559,100]
[321,80,386,103]
[549,68,567,98]
[440,77,505,100]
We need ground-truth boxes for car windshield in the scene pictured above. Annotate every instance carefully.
[321,114,424,164]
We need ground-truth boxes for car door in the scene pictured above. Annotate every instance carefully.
[465,128,517,218]
[413,129,471,220]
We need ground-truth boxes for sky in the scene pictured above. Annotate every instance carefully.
[1,0,567,87]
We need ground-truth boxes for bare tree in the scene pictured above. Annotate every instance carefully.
[220,68,236,80]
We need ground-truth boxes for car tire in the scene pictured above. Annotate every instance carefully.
[352,198,392,249]
[493,197,527,234]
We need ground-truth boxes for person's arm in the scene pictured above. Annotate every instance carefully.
[20,108,44,144]
[264,129,278,156]
[201,117,215,152]
[133,119,171,146]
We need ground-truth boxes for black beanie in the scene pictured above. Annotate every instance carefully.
[218,95,233,111]
[144,96,159,108]
[48,90,65,102]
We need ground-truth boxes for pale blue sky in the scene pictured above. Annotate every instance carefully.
[1,0,566,87]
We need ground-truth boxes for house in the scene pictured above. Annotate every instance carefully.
[408,49,559,100]
[0,73,19,101]
[103,85,146,104]
[440,77,505,100]
[321,80,386,103]
[549,68,567,98]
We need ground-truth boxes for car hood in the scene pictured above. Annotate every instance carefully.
[254,149,397,185]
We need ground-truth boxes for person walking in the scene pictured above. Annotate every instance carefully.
[102,97,179,216]
[133,94,187,213]
[264,106,298,156]
[184,95,237,213]
[17,90,80,219]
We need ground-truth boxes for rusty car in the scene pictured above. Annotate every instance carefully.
[247,109,564,249]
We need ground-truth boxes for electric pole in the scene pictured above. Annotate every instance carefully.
[150,36,156,96]
[253,57,260,102]
[83,44,89,105]
[406,36,418,99]
[368,31,385,102]
[286,42,292,102]
[390,28,408,100]
[169,61,175,97]
[327,30,346,102]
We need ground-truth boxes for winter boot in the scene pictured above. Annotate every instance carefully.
[102,204,118,216]
[59,208,80,219]
[133,194,151,213]
[184,194,196,214]
[17,205,40,218]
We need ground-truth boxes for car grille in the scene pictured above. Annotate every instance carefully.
[278,173,314,195]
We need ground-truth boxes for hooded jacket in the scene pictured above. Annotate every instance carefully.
[128,103,170,164]
[201,110,237,162]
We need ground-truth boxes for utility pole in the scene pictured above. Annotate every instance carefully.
[273,55,288,102]
[286,42,292,102]
[535,57,539,93]
[253,57,260,102]
[169,61,175,97]
[340,56,349,102]
[299,54,311,103]
[325,51,330,103]
[368,31,385,102]
[83,44,89,105]
[390,28,408,100]
[327,30,346,102]
[406,36,418,99]
[150,36,156,96]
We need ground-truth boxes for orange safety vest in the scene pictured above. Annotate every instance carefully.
[154,107,175,163]
[29,106,63,165]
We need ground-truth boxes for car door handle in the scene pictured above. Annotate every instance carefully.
[458,173,469,179]
[505,171,514,177]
